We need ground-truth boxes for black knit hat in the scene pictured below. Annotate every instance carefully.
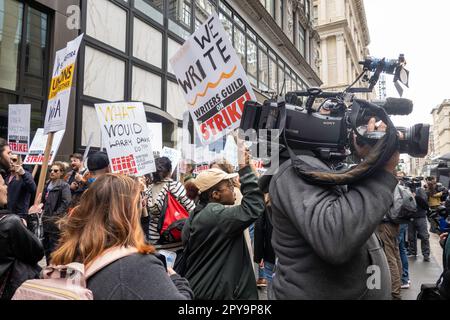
[87,152,109,171]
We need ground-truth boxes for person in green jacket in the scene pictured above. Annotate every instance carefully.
[182,149,265,300]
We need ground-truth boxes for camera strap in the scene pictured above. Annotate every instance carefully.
[279,99,399,186]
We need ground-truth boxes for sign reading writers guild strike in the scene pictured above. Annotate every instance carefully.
[8,104,31,155]
[44,34,83,134]
[170,13,256,145]
[24,129,65,165]
[95,102,156,176]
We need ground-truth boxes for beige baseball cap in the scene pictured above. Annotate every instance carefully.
[193,168,238,193]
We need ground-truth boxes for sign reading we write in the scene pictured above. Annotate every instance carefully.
[24,129,65,165]
[8,104,31,155]
[44,34,83,134]
[95,102,156,176]
[170,13,256,146]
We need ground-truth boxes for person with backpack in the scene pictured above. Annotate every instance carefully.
[41,162,72,264]
[377,172,418,299]
[180,148,265,300]
[0,174,44,300]
[408,184,431,261]
[147,157,195,251]
[36,174,193,300]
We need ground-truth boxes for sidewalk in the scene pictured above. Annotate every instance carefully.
[401,232,443,300]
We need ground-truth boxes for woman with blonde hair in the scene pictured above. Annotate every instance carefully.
[51,174,193,300]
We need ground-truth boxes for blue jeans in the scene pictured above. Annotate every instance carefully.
[398,224,409,285]
[258,261,275,282]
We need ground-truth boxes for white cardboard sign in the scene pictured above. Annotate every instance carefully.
[8,104,31,155]
[147,123,163,153]
[44,34,83,134]
[24,129,65,165]
[170,13,256,146]
[95,102,156,176]
[161,147,182,174]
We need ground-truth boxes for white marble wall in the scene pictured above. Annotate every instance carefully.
[82,105,102,148]
[167,38,182,74]
[133,18,162,68]
[132,66,161,108]
[167,80,187,121]
[87,0,127,52]
[84,46,125,101]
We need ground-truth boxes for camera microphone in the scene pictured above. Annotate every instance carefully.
[375,98,413,115]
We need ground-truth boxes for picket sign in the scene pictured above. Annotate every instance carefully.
[170,13,256,146]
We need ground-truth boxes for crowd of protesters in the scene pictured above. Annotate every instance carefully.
[0,135,449,300]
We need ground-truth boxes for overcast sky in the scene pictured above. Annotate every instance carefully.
[364,0,450,128]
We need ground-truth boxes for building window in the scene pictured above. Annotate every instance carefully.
[168,0,192,38]
[86,0,127,52]
[0,0,49,139]
[258,47,268,91]
[269,57,277,93]
[219,11,232,42]
[194,0,215,27]
[233,25,246,71]
[134,0,164,25]
[260,0,275,18]
[298,22,305,57]
[0,0,23,91]
[247,39,257,86]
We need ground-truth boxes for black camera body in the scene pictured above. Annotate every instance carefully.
[240,91,430,160]
[241,98,350,159]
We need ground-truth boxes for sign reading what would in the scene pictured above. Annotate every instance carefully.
[95,102,156,176]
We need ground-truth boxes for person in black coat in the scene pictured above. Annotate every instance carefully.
[0,174,44,300]
[254,196,276,287]
[5,154,36,219]
[41,162,71,264]
[0,138,11,179]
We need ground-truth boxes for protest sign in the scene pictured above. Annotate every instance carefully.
[44,34,83,134]
[147,123,163,153]
[161,147,182,174]
[24,129,65,165]
[95,102,156,176]
[170,13,256,146]
[223,135,238,167]
[8,104,30,155]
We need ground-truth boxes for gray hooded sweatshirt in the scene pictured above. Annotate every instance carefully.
[266,155,397,300]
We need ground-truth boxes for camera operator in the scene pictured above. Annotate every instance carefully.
[263,118,399,300]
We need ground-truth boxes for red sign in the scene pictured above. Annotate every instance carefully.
[111,154,138,175]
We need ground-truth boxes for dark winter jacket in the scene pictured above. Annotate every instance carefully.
[6,171,36,216]
[41,179,71,233]
[254,205,275,265]
[87,253,193,300]
[66,168,88,207]
[0,211,44,300]
[263,155,396,300]
[181,166,265,300]
[414,187,429,219]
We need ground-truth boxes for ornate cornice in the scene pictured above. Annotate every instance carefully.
[353,0,370,46]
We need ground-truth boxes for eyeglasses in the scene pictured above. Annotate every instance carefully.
[50,169,60,173]
[11,158,18,163]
